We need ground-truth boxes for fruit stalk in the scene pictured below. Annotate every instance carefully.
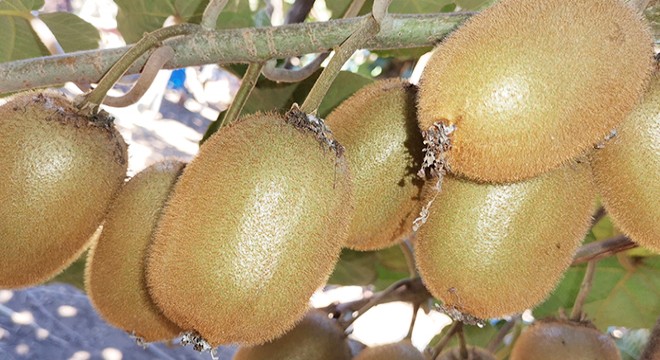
[570,260,597,321]
[76,23,200,112]
[200,0,229,29]
[218,62,264,128]
[299,0,392,114]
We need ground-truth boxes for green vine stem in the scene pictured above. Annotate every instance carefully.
[75,23,199,113]
[201,0,229,29]
[261,0,367,83]
[426,321,460,359]
[299,2,386,114]
[570,260,597,321]
[457,322,468,359]
[103,46,175,107]
[218,62,264,128]
[0,13,471,94]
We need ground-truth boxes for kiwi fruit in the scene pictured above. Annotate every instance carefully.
[414,161,595,320]
[325,79,425,250]
[510,319,621,360]
[590,72,660,253]
[233,309,351,360]
[436,346,496,360]
[146,111,353,345]
[0,91,127,288]
[85,160,185,342]
[417,0,653,183]
[353,340,425,360]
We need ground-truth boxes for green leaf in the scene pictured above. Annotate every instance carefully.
[114,0,254,43]
[114,0,175,43]
[0,15,49,62]
[48,252,87,290]
[39,12,100,52]
[454,0,498,11]
[375,245,410,273]
[0,0,44,12]
[328,249,378,286]
[316,71,373,117]
[389,0,454,14]
[534,256,660,330]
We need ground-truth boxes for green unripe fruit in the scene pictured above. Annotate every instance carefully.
[415,162,595,319]
[353,340,425,360]
[436,346,496,360]
[325,79,424,251]
[418,0,653,183]
[233,310,352,360]
[591,72,660,253]
[511,319,621,360]
[0,91,127,288]
[86,160,185,342]
[146,112,353,345]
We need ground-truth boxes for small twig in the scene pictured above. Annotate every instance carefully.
[426,322,460,359]
[400,239,418,277]
[320,277,430,316]
[590,206,607,227]
[285,0,316,24]
[457,323,468,360]
[201,0,229,29]
[76,23,199,113]
[406,302,420,340]
[570,260,597,321]
[218,62,264,128]
[571,235,637,265]
[486,316,520,353]
[341,277,413,330]
[299,0,392,114]
[103,46,174,107]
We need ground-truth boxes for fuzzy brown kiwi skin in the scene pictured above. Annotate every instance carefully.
[417,0,654,183]
[510,319,621,360]
[0,91,127,288]
[353,340,425,360]
[641,316,660,360]
[590,72,660,253]
[436,346,496,360]
[86,160,185,342]
[325,79,425,251]
[233,310,352,360]
[414,160,595,320]
[146,112,354,346]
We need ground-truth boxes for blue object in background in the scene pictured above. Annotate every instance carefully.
[0,284,236,359]
[168,69,187,90]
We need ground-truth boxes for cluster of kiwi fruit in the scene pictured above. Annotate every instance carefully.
[1,0,658,357]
